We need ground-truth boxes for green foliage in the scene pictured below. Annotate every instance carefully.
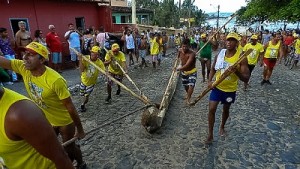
[135,0,207,28]
[237,0,300,25]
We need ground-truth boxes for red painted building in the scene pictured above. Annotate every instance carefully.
[0,0,112,63]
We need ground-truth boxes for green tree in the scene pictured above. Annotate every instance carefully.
[237,0,300,26]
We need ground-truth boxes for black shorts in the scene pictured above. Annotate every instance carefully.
[127,49,134,54]
[248,64,255,74]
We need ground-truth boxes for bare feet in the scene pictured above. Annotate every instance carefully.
[219,128,227,137]
[204,136,213,145]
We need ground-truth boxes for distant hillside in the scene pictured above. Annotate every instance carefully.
[206,12,233,18]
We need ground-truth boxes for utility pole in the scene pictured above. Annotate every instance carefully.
[217,5,220,29]
[132,0,136,24]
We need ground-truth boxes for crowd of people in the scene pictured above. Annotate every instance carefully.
[0,19,300,168]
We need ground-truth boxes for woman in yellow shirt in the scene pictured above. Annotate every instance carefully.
[261,33,283,85]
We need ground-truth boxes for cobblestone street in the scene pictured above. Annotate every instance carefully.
[7,49,300,169]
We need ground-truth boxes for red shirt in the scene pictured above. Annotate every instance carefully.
[46,32,62,52]
[284,36,294,46]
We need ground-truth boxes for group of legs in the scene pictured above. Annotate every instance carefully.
[54,123,86,169]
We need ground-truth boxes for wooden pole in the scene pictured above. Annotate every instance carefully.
[189,48,253,106]
[195,13,237,56]
[70,48,150,105]
[103,48,149,102]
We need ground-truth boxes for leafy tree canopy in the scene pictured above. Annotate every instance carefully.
[237,0,300,25]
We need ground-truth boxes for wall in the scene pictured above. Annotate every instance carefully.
[110,0,127,7]
[0,0,100,40]
[0,0,106,65]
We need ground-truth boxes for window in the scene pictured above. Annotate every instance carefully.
[121,16,126,23]
[75,17,85,30]
[9,18,30,37]
[112,16,116,23]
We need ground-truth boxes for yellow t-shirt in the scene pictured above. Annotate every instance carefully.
[237,44,243,53]
[215,50,240,92]
[175,37,181,46]
[81,56,105,86]
[0,88,55,169]
[150,37,159,55]
[159,38,163,52]
[11,60,73,126]
[264,41,281,59]
[295,39,300,54]
[105,51,126,75]
[243,42,264,65]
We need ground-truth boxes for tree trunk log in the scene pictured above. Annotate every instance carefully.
[141,57,179,133]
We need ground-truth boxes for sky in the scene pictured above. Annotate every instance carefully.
[190,0,247,13]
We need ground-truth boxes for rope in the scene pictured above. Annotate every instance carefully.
[62,104,152,147]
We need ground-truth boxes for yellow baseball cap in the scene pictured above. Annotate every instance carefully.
[90,46,100,53]
[201,33,206,38]
[111,43,120,52]
[251,34,258,40]
[226,32,240,41]
[25,42,49,59]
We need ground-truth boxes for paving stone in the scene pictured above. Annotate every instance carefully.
[9,49,300,168]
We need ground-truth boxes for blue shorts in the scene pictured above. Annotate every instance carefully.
[181,72,197,86]
[139,50,146,59]
[209,88,236,104]
[52,52,62,64]
[70,47,81,61]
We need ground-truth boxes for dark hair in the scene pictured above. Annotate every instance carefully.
[99,26,104,32]
[182,38,190,46]
[84,29,91,35]
[0,27,7,33]
[68,23,73,27]
[34,30,42,38]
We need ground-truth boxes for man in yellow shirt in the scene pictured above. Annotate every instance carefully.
[243,34,264,90]
[206,32,250,144]
[150,33,160,68]
[175,34,181,50]
[104,43,127,103]
[0,86,74,169]
[0,42,86,169]
[78,46,105,112]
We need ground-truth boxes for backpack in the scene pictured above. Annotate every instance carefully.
[104,33,110,49]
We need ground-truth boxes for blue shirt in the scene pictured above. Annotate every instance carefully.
[126,34,135,49]
[64,31,80,48]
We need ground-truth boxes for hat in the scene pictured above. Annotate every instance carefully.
[201,33,206,38]
[251,34,258,40]
[293,33,298,38]
[140,32,145,36]
[25,42,49,59]
[111,43,120,52]
[49,25,55,29]
[90,46,100,53]
[226,32,240,41]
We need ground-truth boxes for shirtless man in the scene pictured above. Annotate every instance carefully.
[177,39,197,104]
[15,21,32,59]
[162,31,168,57]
